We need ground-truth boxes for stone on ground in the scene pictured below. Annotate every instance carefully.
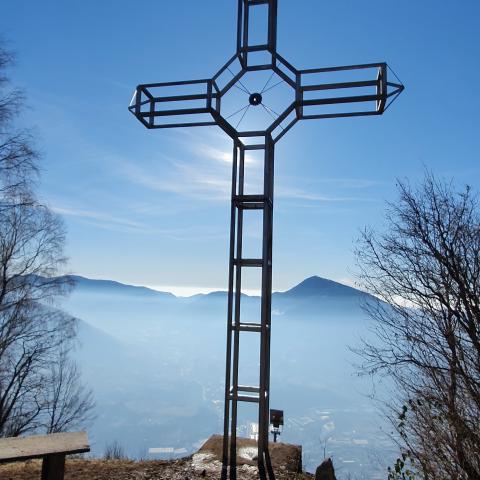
[192,434,302,476]
[315,458,336,480]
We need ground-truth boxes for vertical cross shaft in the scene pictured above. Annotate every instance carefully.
[222,134,275,480]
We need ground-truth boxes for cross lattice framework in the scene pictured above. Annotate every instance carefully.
[129,2,404,479]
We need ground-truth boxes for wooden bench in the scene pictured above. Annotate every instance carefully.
[0,431,90,480]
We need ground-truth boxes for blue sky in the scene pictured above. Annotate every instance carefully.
[2,0,479,295]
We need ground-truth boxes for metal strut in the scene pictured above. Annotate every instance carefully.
[222,135,275,480]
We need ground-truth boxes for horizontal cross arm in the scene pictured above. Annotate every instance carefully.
[299,61,388,75]
[296,62,404,120]
[129,79,220,129]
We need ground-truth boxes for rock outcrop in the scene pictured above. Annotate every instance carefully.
[315,458,336,480]
[193,434,303,475]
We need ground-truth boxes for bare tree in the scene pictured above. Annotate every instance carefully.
[355,174,480,479]
[0,48,36,200]
[42,345,95,434]
[0,42,94,437]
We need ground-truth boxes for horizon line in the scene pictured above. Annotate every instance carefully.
[62,273,359,298]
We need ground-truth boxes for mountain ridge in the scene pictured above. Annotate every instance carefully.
[63,274,366,300]
[279,275,363,298]
[65,275,175,298]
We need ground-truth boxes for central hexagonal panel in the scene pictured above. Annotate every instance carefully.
[219,69,296,133]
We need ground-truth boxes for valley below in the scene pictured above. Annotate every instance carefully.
[61,275,397,479]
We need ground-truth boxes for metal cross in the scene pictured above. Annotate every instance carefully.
[129,1,404,479]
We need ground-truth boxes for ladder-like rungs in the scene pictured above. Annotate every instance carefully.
[229,393,260,404]
[237,385,260,393]
[229,386,261,403]
[233,194,270,210]
[223,140,275,479]
[236,322,262,332]
[237,395,260,403]
[233,258,263,267]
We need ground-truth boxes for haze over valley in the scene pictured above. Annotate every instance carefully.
[63,275,393,478]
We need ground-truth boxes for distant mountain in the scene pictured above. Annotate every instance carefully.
[279,275,363,298]
[66,275,174,299]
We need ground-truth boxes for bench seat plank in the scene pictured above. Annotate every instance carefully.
[0,431,89,462]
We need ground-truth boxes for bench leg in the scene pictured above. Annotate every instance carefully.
[41,453,66,480]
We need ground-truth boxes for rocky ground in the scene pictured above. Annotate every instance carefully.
[0,435,315,479]
[0,458,314,480]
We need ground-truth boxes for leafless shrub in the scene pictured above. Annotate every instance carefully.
[355,173,480,479]
[104,441,128,460]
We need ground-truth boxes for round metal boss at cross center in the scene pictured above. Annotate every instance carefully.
[249,93,263,106]
[128,1,404,479]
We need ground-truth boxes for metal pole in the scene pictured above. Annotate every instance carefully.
[222,143,239,480]
[258,135,275,479]
[229,144,246,480]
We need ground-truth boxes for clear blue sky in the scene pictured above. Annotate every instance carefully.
[2,0,479,294]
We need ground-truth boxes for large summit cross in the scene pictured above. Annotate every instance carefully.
[129,1,404,479]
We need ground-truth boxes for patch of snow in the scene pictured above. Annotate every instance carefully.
[239,464,258,475]
[238,446,258,461]
[191,453,222,474]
